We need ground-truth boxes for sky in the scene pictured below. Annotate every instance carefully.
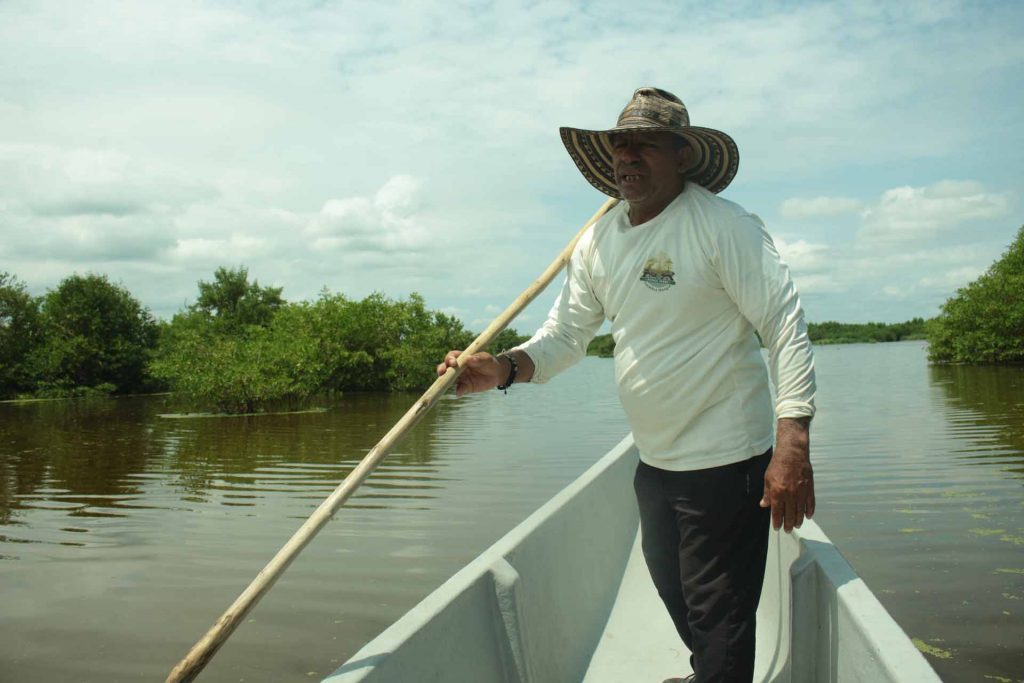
[1,0,1022,333]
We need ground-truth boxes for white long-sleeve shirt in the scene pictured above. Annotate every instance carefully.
[517,183,816,471]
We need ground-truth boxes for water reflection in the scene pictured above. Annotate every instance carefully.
[0,391,458,529]
[0,398,164,525]
[808,342,1023,683]
[2,349,1021,682]
[0,358,629,682]
[930,363,1024,478]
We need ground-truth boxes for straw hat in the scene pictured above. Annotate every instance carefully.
[560,87,739,197]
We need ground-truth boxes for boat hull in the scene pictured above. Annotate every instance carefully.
[324,435,938,682]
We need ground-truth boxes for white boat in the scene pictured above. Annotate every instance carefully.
[323,435,940,682]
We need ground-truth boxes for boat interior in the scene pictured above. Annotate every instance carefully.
[324,435,939,683]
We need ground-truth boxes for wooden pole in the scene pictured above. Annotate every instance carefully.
[165,197,620,682]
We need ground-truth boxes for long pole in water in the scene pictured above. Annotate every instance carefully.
[165,197,620,682]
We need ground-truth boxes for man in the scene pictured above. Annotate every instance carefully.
[437,87,816,683]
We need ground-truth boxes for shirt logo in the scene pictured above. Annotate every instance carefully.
[640,252,676,291]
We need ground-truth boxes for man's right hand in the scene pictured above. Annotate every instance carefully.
[436,350,506,397]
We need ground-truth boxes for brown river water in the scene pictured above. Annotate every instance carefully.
[1,341,1022,682]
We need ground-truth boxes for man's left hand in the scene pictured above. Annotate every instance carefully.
[760,417,814,532]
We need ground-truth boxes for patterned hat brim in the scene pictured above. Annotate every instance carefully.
[559,125,739,197]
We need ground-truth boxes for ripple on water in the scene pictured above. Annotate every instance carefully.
[0,349,1021,681]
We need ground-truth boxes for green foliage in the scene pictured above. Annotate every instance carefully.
[192,266,284,331]
[308,291,474,393]
[808,318,929,345]
[0,272,41,398]
[489,328,531,354]
[152,277,477,413]
[31,274,158,395]
[587,333,615,357]
[152,317,319,414]
[2,263,594,410]
[928,226,1024,364]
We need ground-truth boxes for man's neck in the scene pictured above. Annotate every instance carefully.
[626,186,685,226]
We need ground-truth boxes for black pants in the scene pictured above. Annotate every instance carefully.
[633,449,772,683]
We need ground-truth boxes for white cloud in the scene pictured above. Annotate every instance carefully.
[0,144,215,217]
[169,234,268,263]
[798,274,847,294]
[875,264,984,304]
[770,237,850,295]
[774,237,831,272]
[777,180,1016,319]
[0,0,1021,326]
[780,196,863,219]
[305,175,431,254]
[30,214,177,261]
[858,180,1011,247]
[881,285,909,300]
[916,266,984,290]
[0,143,226,265]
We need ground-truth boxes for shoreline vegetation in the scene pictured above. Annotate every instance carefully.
[585,318,930,358]
[0,267,529,414]
[1,225,1020,413]
[926,226,1024,365]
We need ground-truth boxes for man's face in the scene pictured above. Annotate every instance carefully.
[609,131,688,218]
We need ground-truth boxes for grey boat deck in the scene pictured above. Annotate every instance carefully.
[581,531,690,682]
[324,435,940,683]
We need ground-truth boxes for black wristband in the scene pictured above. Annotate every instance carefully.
[496,353,518,393]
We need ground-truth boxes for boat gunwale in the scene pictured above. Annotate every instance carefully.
[325,434,942,682]
[324,433,638,682]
